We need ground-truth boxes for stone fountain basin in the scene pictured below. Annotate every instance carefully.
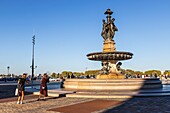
[87,51,133,61]
[64,78,162,91]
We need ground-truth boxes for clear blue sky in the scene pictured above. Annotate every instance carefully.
[0,0,170,75]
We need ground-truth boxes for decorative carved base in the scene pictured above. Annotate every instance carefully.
[103,40,116,52]
[96,73,124,79]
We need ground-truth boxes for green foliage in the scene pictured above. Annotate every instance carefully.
[61,71,73,77]
[45,69,170,78]
[85,70,100,75]
[50,72,60,78]
[51,72,56,78]
[134,71,143,75]
[125,69,135,75]
[125,69,163,76]
[144,70,161,75]
[164,70,170,75]
[61,71,85,78]
[73,72,84,77]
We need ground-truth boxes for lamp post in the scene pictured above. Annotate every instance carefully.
[31,35,36,86]
[30,66,37,75]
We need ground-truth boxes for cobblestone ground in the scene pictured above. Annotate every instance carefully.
[1,96,170,113]
[0,97,93,113]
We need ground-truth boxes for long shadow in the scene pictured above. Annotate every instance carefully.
[25,96,63,104]
[103,78,167,113]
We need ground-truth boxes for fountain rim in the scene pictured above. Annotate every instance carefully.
[87,51,133,56]
[86,51,133,61]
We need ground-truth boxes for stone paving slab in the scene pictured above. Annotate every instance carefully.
[47,100,123,113]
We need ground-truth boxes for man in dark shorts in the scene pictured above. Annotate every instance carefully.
[17,73,29,104]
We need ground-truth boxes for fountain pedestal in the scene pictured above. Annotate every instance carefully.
[103,40,116,52]
[96,73,124,79]
[96,40,125,79]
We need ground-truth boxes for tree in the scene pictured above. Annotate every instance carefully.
[164,70,170,76]
[125,69,135,75]
[62,71,73,77]
[73,72,84,78]
[134,71,143,75]
[144,70,161,76]
[61,71,67,77]
[85,70,100,76]
[68,71,73,76]
[51,72,57,78]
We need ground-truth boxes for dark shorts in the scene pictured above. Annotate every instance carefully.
[17,84,25,91]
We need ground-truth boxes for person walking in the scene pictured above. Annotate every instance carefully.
[37,73,49,101]
[17,73,29,104]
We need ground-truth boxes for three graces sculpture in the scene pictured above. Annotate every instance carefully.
[101,9,118,41]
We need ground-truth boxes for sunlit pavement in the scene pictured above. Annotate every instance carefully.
[1,95,170,113]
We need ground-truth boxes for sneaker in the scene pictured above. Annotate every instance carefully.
[20,102,24,104]
[17,101,20,104]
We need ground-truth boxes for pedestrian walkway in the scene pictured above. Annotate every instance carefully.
[0,96,94,113]
[1,95,170,113]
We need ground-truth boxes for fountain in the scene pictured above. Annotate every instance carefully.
[87,8,133,79]
[64,9,163,98]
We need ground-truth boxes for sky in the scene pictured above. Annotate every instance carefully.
[0,0,170,75]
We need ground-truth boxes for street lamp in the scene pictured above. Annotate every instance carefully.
[31,35,36,86]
